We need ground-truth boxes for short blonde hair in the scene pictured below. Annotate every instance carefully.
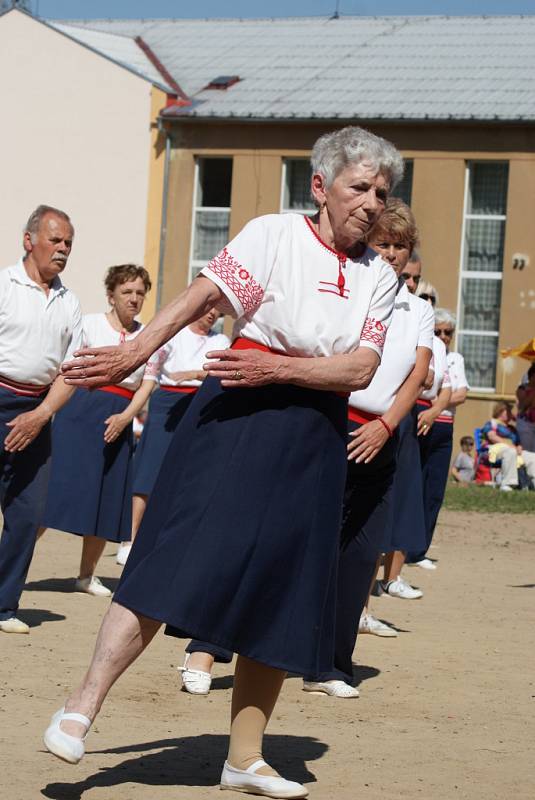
[367,197,419,252]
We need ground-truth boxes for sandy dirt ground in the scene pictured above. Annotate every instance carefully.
[0,510,534,800]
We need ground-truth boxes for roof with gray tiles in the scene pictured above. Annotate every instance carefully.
[49,21,173,92]
[52,16,535,121]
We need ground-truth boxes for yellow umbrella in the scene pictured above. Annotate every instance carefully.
[501,338,535,362]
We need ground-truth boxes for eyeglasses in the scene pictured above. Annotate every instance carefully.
[400,273,420,284]
[435,328,454,337]
[420,293,436,305]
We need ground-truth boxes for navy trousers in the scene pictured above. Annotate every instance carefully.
[0,388,51,620]
[304,425,397,684]
[408,416,453,563]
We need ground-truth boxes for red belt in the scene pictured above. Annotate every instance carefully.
[99,385,135,400]
[348,406,379,424]
[417,398,432,408]
[231,336,282,354]
[0,374,50,397]
[161,385,197,394]
[231,337,350,399]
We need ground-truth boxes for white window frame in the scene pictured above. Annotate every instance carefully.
[280,158,315,215]
[188,158,232,284]
[455,161,508,393]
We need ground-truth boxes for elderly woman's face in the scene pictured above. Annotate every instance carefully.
[109,277,147,323]
[368,233,411,276]
[314,162,389,249]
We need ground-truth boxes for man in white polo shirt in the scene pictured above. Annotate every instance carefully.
[0,205,83,633]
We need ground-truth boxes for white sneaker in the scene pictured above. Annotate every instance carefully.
[116,543,132,565]
[43,707,91,764]
[411,558,437,571]
[220,759,308,798]
[500,485,514,492]
[0,616,29,634]
[74,576,112,597]
[382,576,423,600]
[359,613,397,637]
[177,655,212,695]
[302,679,359,698]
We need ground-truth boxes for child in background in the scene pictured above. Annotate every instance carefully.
[451,436,475,484]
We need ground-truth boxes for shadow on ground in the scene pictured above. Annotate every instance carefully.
[41,733,327,799]
[18,608,66,627]
[24,577,120,593]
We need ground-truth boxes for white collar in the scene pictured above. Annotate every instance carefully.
[11,258,66,297]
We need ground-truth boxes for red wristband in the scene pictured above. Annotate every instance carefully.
[378,417,393,438]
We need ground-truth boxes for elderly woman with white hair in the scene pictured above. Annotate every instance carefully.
[44,126,402,799]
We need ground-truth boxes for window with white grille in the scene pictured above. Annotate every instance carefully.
[280,159,315,214]
[393,160,413,206]
[189,158,233,282]
[456,162,509,391]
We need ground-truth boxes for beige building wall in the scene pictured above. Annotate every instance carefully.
[0,10,158,316]
[161,121,535,440]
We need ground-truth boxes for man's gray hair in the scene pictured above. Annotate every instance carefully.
[311,126,404,190]
[24,205,73,242]
[409,249,421,263]
[435,307,457,330]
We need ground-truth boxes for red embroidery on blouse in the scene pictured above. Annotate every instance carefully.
[318,281,350,299]
[207,248,264,313]
[360,317,387,350]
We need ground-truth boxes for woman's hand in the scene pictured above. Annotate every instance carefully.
[417,408,436,436]
[423,369,435,390]
[347,419,389,463]
[61,340,142,389]
[103,413,129,444]
[204,349,285,387]
[4,407,49,452]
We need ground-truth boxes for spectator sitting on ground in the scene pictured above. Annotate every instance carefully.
[451,436,475,484]
[480,401,535,491]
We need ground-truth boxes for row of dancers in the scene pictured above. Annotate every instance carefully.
[0,125,466,799]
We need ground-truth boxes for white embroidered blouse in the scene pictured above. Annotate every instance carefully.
[201,214,397,360]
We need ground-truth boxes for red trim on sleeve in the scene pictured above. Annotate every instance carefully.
[206,248,264,313]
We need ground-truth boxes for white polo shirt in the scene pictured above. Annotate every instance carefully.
[201,213,397,359]
[441,350,469,419]
[150,325,231,388]
[349,283,435,415]
[82,313,159,392]
[0,259,83,386]
[420,336,451,401]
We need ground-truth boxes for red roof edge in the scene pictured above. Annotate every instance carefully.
[134,36,191,105]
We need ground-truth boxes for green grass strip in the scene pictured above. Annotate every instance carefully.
[443,484,535,514]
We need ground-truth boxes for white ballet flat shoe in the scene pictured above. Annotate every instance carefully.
[302,679,359,698]
[43,707,92,764]
[74,576,112,597]
[116,543,132,566]
[177,655,212,695]
[220,759,308,798]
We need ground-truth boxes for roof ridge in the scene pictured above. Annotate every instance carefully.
[52,14,535,23]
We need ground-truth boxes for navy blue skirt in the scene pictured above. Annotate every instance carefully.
[115,377,348,676]
[133,388,195,496]
[383,407,427,553]
[42,388,134,542]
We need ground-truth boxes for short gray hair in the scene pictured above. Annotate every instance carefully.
[24,205,73,242]
[435,307,456,330]
[409,249,421,263]
[416,280,439,304]
[311,126,404,190]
